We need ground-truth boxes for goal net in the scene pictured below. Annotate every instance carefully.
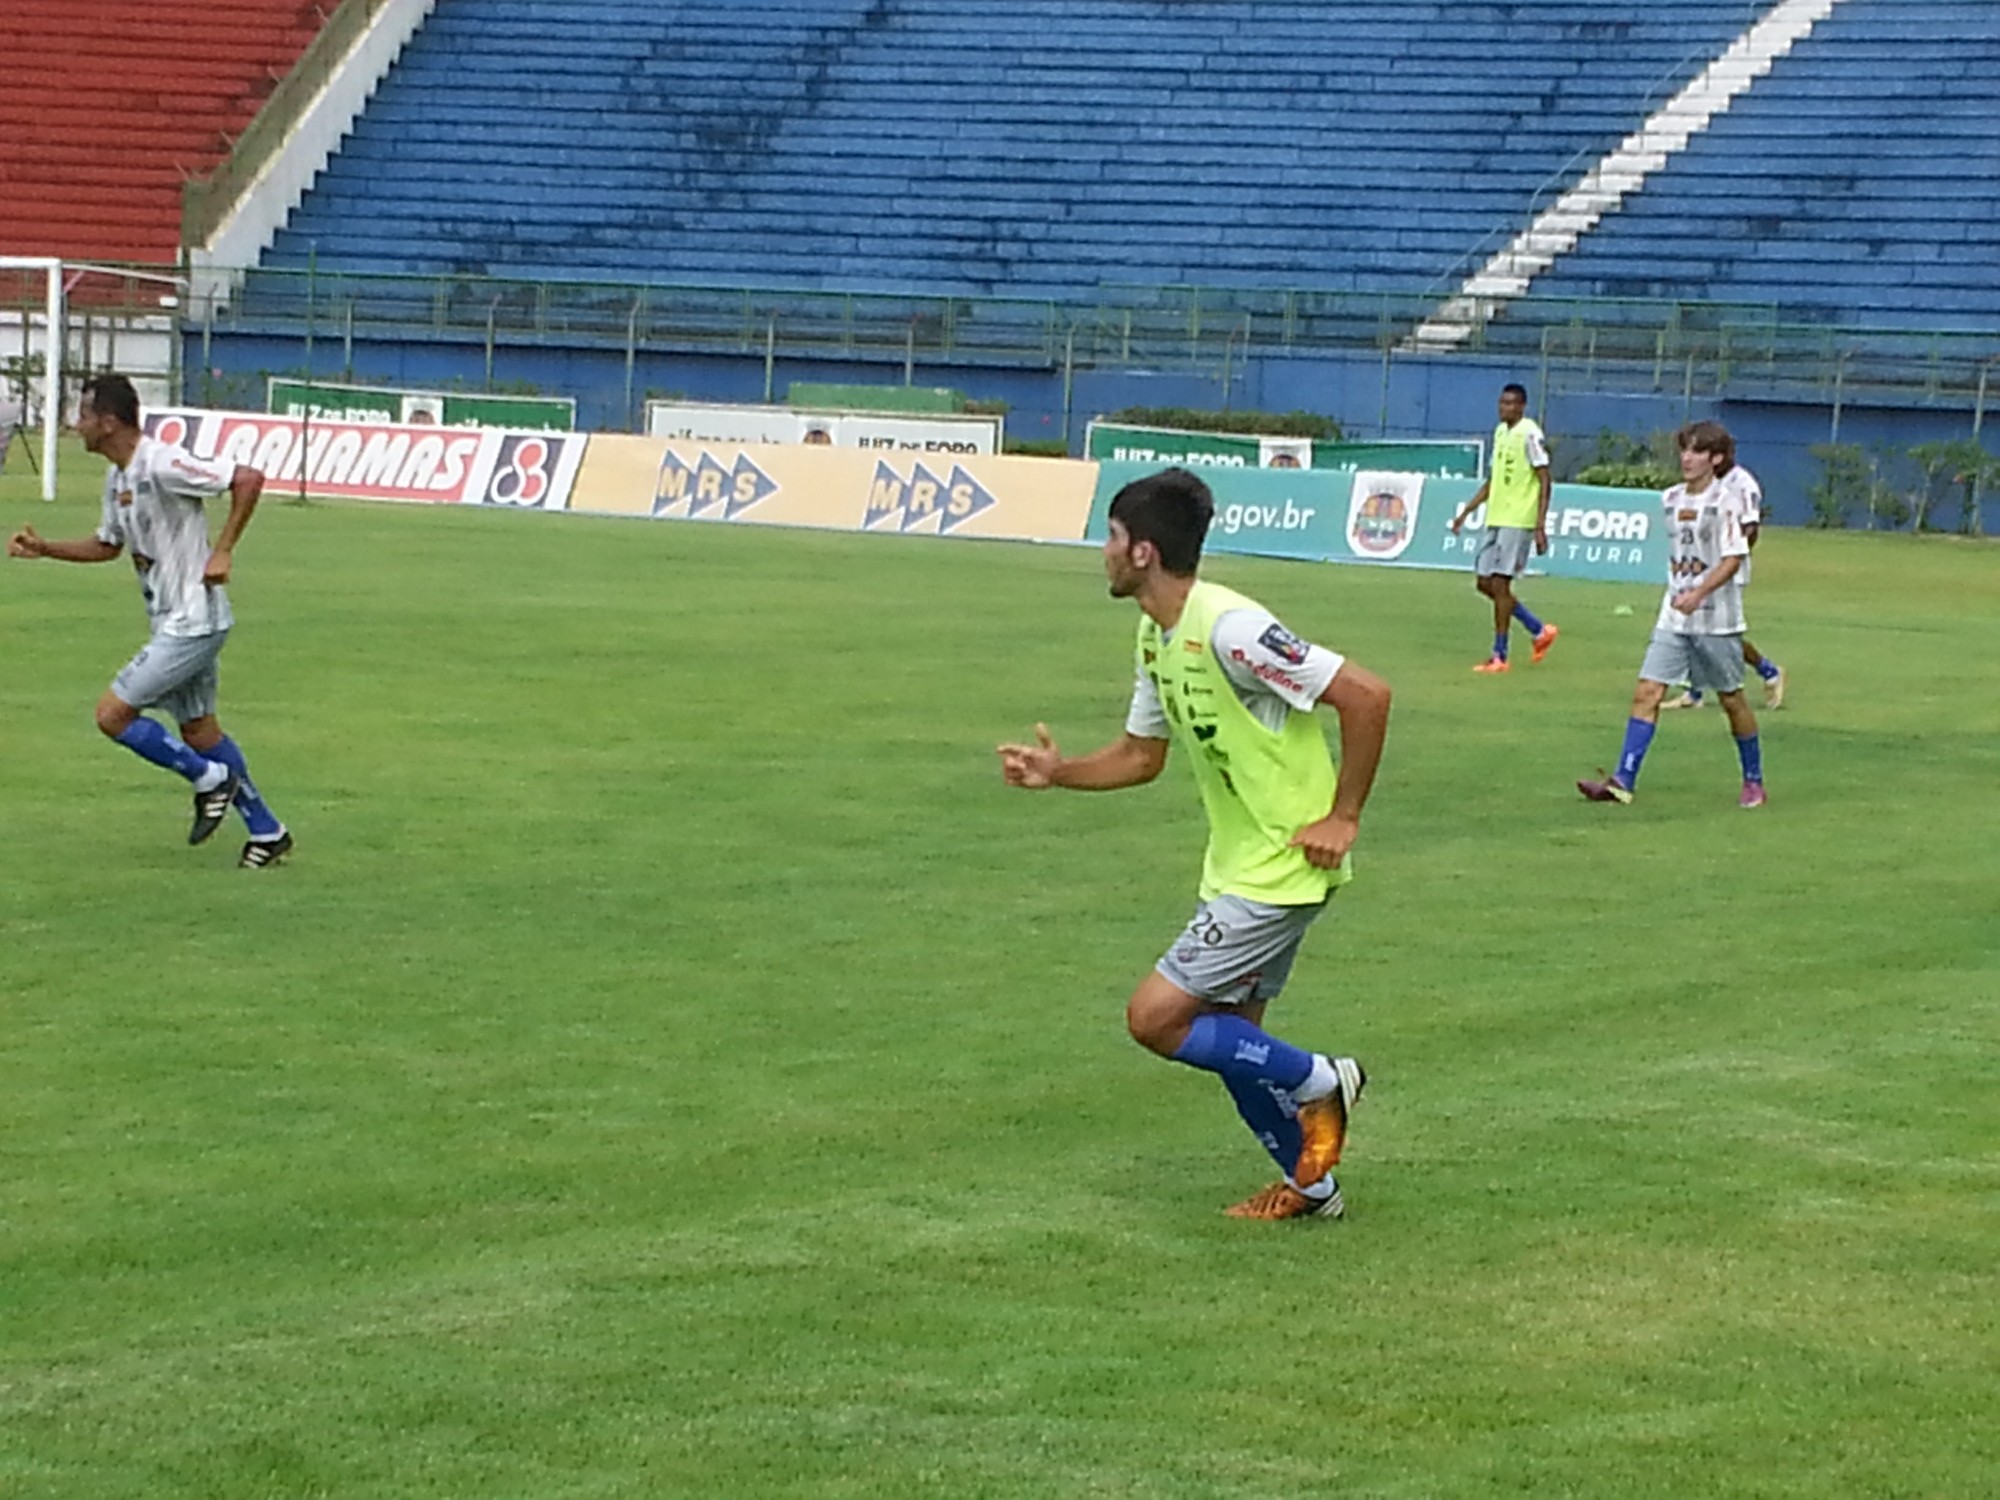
[0,256,188,502]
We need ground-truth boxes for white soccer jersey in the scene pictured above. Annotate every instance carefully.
[1655,480,1749,636]
[1126,606,1345,737]
[94,435,238,637]
[1722,463,1763,525]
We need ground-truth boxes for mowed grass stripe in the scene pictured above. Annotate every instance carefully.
[3,458,1995,1497]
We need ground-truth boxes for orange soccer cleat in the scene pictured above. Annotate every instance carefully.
[1531,623,1561,663]
[1471,657,1511,674]
[1292,1056,1367,1184]
[1224,1181,1345,1221]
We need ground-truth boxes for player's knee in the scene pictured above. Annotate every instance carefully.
[180,716,221,752]
[94,696,137,738]
[1125,995,1185,1057]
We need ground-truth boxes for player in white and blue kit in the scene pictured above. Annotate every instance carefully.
[1663,446,1786,711]
[7,374,293,865]
[1578,420,1767,808]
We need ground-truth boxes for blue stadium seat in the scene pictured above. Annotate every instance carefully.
[1526,0,2000,329]
[249,0,1999,338]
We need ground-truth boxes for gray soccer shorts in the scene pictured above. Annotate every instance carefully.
[110,629,229,724]
[1474,525,1534,578]
[1639,629,1746,694]
[1155,892,1332,1006]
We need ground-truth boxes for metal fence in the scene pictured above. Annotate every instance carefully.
[8,264,1998,417]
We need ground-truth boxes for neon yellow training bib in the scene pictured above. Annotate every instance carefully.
[1137,580,1348,904]
[1487,417,1546,529]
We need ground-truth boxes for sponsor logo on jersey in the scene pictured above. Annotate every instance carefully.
[1258,622,1309,665]
[1229,647,1306,696]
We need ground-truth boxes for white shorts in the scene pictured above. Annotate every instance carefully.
[1155,892,1332,1006]
[110,629,228,724]
[1639,629,1745,694]
[1475,526,1534,578]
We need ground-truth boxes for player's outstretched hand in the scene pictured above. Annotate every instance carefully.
[203,547,233,585]
[996,723,1061,789]
[7,525,45,559]
[1289,812,1358,870]
[1448,513,1465,535]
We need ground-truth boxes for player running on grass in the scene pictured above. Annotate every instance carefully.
[1663,444,1786,711]
[1449,382,1559,673]
[1578,420,1767,809]
[997,468,1389,1222]
[6,373,293,866]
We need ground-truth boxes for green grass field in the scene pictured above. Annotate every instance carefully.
[3,446,1996,1498]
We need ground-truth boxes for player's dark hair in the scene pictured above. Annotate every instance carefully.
[1677,420,1734,471]
[1501,382,1529,402]
[81,373,141,428]
[1108,467,1213,576]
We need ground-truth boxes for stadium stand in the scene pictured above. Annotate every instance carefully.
[1524,0,2000,332]
[0,0,327,267]
[263,0,1768,302]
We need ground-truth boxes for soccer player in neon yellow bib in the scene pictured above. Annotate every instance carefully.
[1448,382,1559,672]
[997,468,1392,1221]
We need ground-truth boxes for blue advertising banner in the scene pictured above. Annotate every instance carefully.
[1089,462,1663,583]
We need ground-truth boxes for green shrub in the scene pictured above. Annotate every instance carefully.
[1107,407,1342,440]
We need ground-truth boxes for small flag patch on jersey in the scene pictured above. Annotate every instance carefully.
[1258,623,1309,664]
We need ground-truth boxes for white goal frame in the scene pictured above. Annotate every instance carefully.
[1,255,189,501]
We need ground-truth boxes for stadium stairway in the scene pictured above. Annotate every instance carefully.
[1440,0,2000,340]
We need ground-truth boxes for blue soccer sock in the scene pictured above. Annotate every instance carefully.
[1491,630,1510,662]
[205,734,284,838]
[1221,1075,1306,1180]
[1511,600,1545,636]
[1754,656,1781,682]
[115,718,224,785]
[1171,1012,1316,1095]
[1736,733,1764,784]
[1616,717,1658,788]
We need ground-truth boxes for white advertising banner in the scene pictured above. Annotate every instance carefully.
[142,408,586,511]
[645,401,1000,454]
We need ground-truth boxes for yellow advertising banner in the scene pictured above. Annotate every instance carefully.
[568,438,1097,542]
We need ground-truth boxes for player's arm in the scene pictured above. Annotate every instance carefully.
[6,526,121,563]
[997,725,1168,791]
[203,465,265,585]
[1289,663,1392,870]
[1671,553,1742,615]
[1450,479,1490,534]
[1532,460,1553,553]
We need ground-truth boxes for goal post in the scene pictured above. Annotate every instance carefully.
[1,255,191,502]
[0,257,62,501]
